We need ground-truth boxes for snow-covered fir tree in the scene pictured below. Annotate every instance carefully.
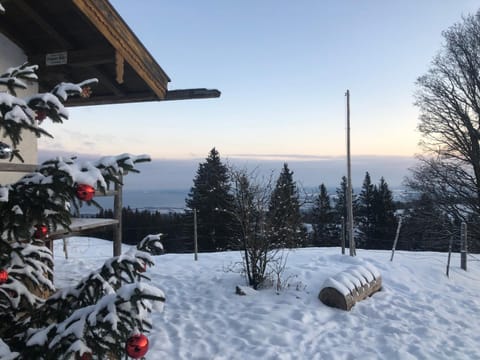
[311,183,337,247]
[0,60,165,358]
[267,163,306,248]
[185,148,236,251]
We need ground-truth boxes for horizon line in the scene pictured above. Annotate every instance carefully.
[38,149,417,162]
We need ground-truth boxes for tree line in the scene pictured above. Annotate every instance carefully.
[91,148,408,253]
[92,146,477,254]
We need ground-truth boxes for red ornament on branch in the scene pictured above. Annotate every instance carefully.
[35,109,47,123]
[126,334,149,359]
[77,352,93,360]
[80,86,92,98]
[34,224,48,239]
[0,269,8,284]
[75,184,95,201]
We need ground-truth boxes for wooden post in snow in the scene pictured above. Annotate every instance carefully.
[113,173,123,257]
[390,217,403,262]
[194,208,198,261]
[446,236,453,277]
[460,222,467,271]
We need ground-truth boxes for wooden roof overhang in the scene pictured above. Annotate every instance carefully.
[0,0,220,106]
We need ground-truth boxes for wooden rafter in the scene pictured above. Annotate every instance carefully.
[72,0,170,100]
[66,92,158,106]
[115,50,124,84]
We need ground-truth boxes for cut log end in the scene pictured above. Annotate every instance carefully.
[319,269,382,311]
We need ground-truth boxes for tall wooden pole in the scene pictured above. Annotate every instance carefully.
[346,90,355,256]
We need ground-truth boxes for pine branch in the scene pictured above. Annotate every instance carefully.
[23,253,163,359]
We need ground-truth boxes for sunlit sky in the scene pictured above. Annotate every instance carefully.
[37,1,479,187]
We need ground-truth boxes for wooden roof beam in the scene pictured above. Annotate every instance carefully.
[66,92,158,106]
[66,88,221,106]
[72,0,170,100]
[165,89,221,101]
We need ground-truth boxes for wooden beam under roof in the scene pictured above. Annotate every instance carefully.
[165,89,222,101]
[66,92,158,106]
[65,88,221,106]
[72,0,170,100]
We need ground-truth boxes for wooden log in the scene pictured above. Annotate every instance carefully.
[319,265,382,311]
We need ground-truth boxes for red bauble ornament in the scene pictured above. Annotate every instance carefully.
[139,262,147,273]
[35,109,47,122]
[77,352,93,360]
[126,334,149,359]
[0,269,8,284]
[34,224,49,239]
[76,184,95,201]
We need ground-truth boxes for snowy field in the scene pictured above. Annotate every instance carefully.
[54,238,480,360]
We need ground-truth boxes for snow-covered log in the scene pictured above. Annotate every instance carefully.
[318,264,382,311]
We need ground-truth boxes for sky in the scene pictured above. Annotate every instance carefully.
[37,0,480,188]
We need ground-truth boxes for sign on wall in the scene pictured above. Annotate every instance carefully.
[45,51,67,66]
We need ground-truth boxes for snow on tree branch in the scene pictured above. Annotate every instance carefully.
[0,63,38,95]
[0,62,98,159]
[137,233,164,255]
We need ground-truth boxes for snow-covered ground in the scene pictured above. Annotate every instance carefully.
[54,238,480,360]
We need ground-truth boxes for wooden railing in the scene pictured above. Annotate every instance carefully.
[0,163,123,256]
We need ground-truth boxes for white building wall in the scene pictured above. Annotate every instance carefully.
[0,32,39,184]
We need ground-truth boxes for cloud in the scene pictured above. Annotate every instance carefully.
[37,149,416,190]
[227,153,342,161]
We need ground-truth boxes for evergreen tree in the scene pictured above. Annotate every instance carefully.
[372,177,397,249]
[0,60,164,358]
[311,184,337,246]
[267,163,306,248]
[357,172,377,248]
[185,148,235,251]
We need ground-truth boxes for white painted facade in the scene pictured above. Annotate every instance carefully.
[0,32,39,184]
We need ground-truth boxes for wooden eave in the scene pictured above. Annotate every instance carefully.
[0,0,220,106]
[72,0,170,100]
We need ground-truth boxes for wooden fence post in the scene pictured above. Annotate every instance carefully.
[113,174,123,257]
[390,217,403,262]
[194,208,198,261]
[446,236,453,277]
[460,222,467,271]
